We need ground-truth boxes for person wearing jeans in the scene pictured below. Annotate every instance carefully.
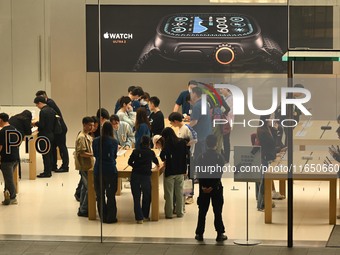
[92,122,119,224]
[74,117,94,217]
[128,136,159,223]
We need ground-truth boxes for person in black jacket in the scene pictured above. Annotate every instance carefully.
[33,96,55,178]
[194,134,227,242]
[36,90,69,172]
[160,127,189,219]
[128,136,159,223]
[9,110,33,178]
[148,96,165,136]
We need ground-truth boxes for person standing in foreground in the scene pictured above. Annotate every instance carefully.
[194,134,227,242]
[0,113,19,205]
[160,127,189,219]
[128,136,160,223]
[92,121,119,224]
[74,117,94,217]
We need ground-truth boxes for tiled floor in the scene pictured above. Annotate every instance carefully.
[1,240,340,255]
[0,148,338,246]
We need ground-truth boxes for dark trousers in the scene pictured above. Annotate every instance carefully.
[94,172,118,223]
[222,132,231,163]
[195,185,225,235]
[130,173,151,221]
[52,132,69,169]
[38,138,53,175]
[75,174,82,197]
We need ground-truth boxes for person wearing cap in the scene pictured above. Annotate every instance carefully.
[152,135,164,150]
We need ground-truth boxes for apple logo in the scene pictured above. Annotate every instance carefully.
[103,32,109,39]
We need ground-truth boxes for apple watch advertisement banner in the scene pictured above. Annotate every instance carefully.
[86,5,288,73]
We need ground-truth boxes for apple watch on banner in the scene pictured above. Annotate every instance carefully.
[133,13,284,72]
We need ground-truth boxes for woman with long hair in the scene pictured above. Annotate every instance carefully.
[160,127,188,219]
[134,107,151,149]
[256,115,278,211]
[128,136,159,223]
[92,121,119,223]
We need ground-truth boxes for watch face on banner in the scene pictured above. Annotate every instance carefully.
[161,14,259,38]
[86,5,292,73]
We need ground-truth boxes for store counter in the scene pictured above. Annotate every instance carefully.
[265,151,338,224]
[294,120,339,150]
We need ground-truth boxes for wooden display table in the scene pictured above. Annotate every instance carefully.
[294,120,339,150]
[265,151,338,224]
[27,132,37,180]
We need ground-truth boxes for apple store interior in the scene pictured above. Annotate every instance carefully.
[1,0,340,249]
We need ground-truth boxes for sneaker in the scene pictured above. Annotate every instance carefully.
[77,210,88,217]
[272,191,285,200]
[195,234,204,241]
[74,194,80,202]
[216,234,228,242]
[9,198,18,205]
[185,197,194,204]
[143,217,150,222]
[272,201,276,208]
[257,208,264,212]
[2,190,10,205]
[136,220,143,224]
[173,206,176,214]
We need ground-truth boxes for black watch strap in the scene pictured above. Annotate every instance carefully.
[133,38,160,71]
[259,36,285,72]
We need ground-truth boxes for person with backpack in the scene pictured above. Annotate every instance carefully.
[35,90,69,173]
